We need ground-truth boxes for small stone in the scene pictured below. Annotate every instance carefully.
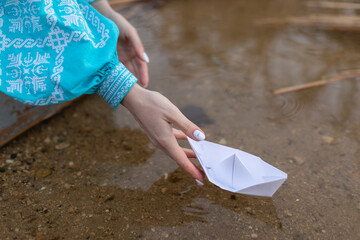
[64,183,71,190]
[293,156,304,165]
[161,188,168,194]
[76,171,82,177]
[164,173,169,180]
[44,137,51,144]
[219,138,227,145]
[0,167,6,173]
[6,159,14,164]
[10,153,17,159]
[322,136,334,144]
[40,187,46,191]
[284,209,292,217]
[68,161,75,168]
[35,168,52,178]
[321,230,326,233]
[105,209,109,213]
[151,228,155,232]
[296,199,300,202]
[55,142,70,150]
[15,228,19,232]
[251,233,258,238]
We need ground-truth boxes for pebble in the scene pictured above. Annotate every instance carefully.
[44,137,51,144]
[284,209,292,217]
[293,156,305,165]
[322,136,334,144]
[35,168,52,178]
[64,183,71,190]
[55,142,70,150]
[68,161,75,168]
[251,233,258,238]
[161,188,168,194]
[219,138,227,145]
[6,159,14,164]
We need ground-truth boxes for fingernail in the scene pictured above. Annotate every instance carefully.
[193,130,205,141]
[195,179,204,186]
[142,52,150,63]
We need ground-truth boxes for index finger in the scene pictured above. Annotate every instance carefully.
[161,137,204,183]
[134,57,149,87]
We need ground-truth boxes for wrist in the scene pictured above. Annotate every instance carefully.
[121,83,143,110]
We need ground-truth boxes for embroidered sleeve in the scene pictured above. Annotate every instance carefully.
[0,0,136,109]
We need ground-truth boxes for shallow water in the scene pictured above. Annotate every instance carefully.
[115,0,360,238]
[1,0,360,239]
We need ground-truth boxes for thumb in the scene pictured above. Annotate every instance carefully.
[171,109,206,141]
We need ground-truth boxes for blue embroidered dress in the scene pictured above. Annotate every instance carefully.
[0,0,137,108]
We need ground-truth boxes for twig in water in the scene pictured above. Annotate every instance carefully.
[273,73,360,95]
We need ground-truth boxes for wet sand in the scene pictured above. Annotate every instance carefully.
[1,0,360,239]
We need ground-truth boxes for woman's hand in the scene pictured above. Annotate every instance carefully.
[122,84,206,183]
[91,0,149,87]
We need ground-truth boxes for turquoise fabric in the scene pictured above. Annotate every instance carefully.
[0,0,137,108]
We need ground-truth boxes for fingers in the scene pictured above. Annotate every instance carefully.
[183,148,196,158]
[161,138,204,182]
[128,28,149,64]
[134,57,149,87]
[170,109,206,142]
[172,128,187,139]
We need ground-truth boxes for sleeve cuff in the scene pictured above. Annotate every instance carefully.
[96,62,137,109]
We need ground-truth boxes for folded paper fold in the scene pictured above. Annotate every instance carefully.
[188,137,287,197]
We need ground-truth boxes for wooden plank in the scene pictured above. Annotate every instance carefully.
[0,93,74,147]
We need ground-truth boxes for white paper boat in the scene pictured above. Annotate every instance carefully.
[188,137,287,197]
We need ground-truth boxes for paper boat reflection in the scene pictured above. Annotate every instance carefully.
[188,138,287,197]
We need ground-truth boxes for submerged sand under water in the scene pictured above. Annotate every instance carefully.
[1,0,360,239]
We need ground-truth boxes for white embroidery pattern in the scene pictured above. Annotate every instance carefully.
[6,52,49,95]
[59,0,83,27]
[78,3,110,48]
[5,0,42,33]
[97,63,137,108]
